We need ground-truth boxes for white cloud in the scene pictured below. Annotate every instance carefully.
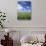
[17,4,31,12]
[17,4,23,11]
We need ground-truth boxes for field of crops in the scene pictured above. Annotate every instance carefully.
[17,11,31,20]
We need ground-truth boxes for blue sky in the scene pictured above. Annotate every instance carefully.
[17,1,32,11]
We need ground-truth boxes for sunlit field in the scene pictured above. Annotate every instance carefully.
[17,11,31,20]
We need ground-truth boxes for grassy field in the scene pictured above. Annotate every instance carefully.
[17,11,32,20]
